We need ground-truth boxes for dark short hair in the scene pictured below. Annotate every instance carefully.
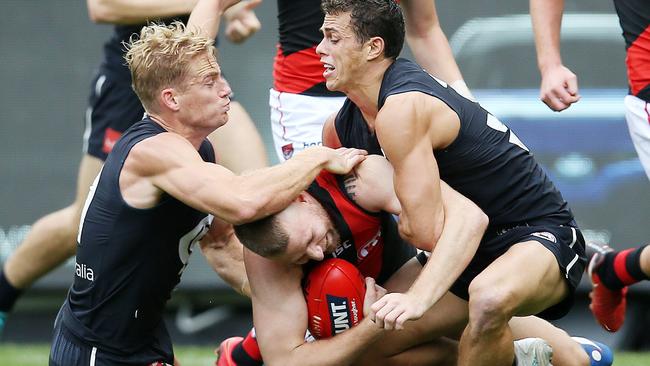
[321,0,404,59]
[234,214,290,258]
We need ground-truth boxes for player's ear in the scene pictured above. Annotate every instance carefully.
[366,36,384,61]
[160,88,180,111]
[306,243,325,261]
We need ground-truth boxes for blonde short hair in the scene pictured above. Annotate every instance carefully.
[124,22,217,112]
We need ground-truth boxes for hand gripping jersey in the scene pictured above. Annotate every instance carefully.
[613,0,650,102]
[61,117,215,364]
[305,171,415,283]
[334,58,575,229]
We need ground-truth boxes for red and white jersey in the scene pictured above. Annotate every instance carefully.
[274,0,343,96]
[306,171,415,282]
[614,0,650,101]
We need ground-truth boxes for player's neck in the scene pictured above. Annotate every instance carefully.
[147,113,208,149]
[345,58,393,125]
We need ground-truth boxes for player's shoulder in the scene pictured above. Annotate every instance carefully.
[127,132,197,174]
[131,132,191,157]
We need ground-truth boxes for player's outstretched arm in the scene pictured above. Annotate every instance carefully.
[87,0,244,27]
[530,0,580,111]
[187,0,242,40]
[244,250,386,366]
[125,133,365,224]
[401,0,473,99]
[87,0,198,24]
[370,93,487,330]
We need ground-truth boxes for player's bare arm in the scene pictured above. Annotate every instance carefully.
[401,0,472,99]
[87,0,245,25]
[530,0,580,111]
[187,0,237,40]
[347,156,487,239]
[87,0,199,24]
[122,133,366,224]
[244,249,386,366]
[374,92,452,249]
[200,217,250,296]
[370,92,486,330]
[322,112,343,148]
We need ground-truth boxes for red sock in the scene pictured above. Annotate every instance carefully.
[240,329,262,361]
[601,245,650,289]
[613,249,637,286]
[232,328,263,365]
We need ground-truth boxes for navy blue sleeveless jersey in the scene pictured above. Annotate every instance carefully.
[306,171,415,285]
[60,117,215,364]
[335,58,574,227]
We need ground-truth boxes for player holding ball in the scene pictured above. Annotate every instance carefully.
[225,156,608,366]
[303,258,368,339]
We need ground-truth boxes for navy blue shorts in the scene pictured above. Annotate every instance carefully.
[84,72,145,161]
[449,222,587,320]
[50,306,173,366]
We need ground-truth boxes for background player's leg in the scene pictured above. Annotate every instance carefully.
[588,241,650,332]
[209,101,268,173]
[0,155,103,330]
[510,316,590,366]
[1,155,103,309]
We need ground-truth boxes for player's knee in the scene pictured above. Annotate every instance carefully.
[467,281,514,335]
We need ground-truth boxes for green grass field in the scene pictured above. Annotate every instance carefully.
[1,344,216,365]
[2,343,650,365]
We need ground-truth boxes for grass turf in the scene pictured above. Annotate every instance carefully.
[2,343,649,365]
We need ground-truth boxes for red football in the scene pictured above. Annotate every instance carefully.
[303,258,366,339]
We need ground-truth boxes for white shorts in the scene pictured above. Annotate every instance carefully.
[624,94,650,180]
[269,88,346,161]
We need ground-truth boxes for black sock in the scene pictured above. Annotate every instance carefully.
[231,343,263,366]
[0,268,22,312]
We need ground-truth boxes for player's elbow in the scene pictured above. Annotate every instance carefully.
[398,216,443,251]
[225,194,268,225]
[464,203,489,238]
[405,15,439,41]
[226,203,259,225]
[406,23,433,41]
[473,209,489,236]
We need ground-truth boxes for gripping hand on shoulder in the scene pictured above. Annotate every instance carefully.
[322,147,367,175]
